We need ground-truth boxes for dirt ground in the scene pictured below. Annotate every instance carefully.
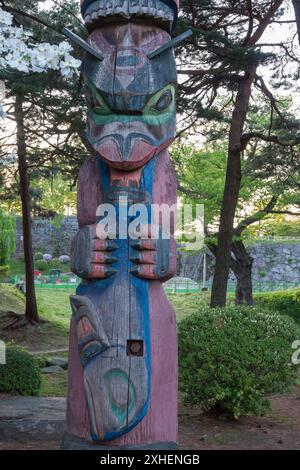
[179,386,300,449]
[0,312,68,352]
[0,387,300,450]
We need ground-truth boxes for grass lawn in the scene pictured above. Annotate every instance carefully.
[36,288,72,329]
[40,370,68,397]
[1,258,72,281]
[0,284,26,314]
[0,284,71,351]
[167,292,210,321]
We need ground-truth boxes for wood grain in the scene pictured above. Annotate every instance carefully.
[65,1,179,447]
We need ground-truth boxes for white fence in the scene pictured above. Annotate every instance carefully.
[164,277,201,293]
[245,236,300,242]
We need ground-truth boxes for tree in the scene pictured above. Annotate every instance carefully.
[173,100,300,304]
[176,0,299,306]
[0,3,81,323]
[15,91,39,322]
[1,1,89,214]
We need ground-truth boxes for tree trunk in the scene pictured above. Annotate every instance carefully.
[293,0,300,44]
[15,93,39,324]
[230,240,254,306]
[210,65,257,307]
[207,238,254,306]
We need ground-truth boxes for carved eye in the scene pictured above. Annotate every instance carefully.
[152,90,173,112]
[84,84,111,114]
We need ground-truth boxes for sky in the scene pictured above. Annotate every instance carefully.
[41,0,299,102]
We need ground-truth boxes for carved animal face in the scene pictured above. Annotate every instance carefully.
[83,23,177,170]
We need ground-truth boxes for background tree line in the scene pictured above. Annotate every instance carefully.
[0,0,299,323]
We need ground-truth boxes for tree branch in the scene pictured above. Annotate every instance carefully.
[234,196,278,235]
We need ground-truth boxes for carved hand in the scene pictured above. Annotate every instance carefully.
[130,225,177,281]
[71,224,118,280]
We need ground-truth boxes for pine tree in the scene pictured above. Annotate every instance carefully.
[176,0,297,306]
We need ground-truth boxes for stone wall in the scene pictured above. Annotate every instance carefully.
[14,216,300,287]
[15,217,78,257]
[178,242,300,286]
[250,243,300,285]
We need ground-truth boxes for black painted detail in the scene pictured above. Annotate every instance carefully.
[127,339,144,357]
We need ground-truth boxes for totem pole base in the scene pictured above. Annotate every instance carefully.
[61,433,178,450]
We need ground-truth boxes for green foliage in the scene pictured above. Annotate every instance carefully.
[0,209,16,266]
[35,258,68,272]
[255,289,300,325]
[0,344,41,395]
[249,219,300,238]
[50,214,64,229]
[179,306,300,419]
[171,144,227,226]
[171,142,265,229]
[31,177,77,219]
[34,252,44,261]
[49,258,66,270]
[173,98,300,240]
[34,259,48,271]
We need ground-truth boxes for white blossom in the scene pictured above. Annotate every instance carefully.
[0,7,81,77]
[57,41,73,54]
[0,9,13,27]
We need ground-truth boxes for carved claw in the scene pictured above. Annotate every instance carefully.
[130,225,176,281]
[71,224,119,280]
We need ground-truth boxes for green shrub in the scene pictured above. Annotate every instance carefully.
[49,259,65,270]
[0,209,16,266]
[255,289,300,325]
[35,258,68,273]
[35,259,48,271]
[0,265,9,282]
[34,252,44,261]
[0,344,41,395]
[179,305,300,419]
[0,265,9,275]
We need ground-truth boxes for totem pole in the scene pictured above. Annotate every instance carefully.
[62,0,181,450]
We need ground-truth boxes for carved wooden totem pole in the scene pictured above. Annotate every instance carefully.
[62,0,180,450]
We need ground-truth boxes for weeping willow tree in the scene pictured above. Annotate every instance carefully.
[0,208,16,267]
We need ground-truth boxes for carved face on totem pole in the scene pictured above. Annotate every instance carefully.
[83,24,177,170]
